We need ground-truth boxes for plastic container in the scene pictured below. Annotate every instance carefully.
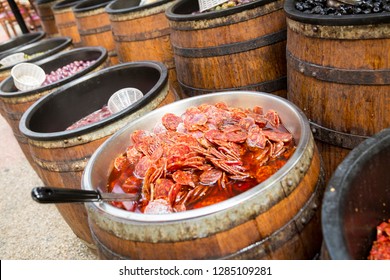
[107,87,143,114]
[11,63,46,91]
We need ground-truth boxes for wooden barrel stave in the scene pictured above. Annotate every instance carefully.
[107,0,177,96]
[36,0,61,36]
[110,12,173,66]
[285,8,390,182]
[167,0,287,98]
[74,0,118,65]
[53,0,84,46]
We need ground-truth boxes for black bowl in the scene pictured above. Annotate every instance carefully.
[0,46,108,96]
[322,128,390,259]
[19,61,168,139]
[0,37,73,71]
[0,32,46,57]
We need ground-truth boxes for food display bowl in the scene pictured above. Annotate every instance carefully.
[321,128,390,259]
[82,91,325,260]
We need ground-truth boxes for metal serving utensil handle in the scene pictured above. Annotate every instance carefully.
[31,187,101,203]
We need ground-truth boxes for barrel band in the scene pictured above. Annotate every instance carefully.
[32,155,89,172]
[179,76,287,97]
[79,25,112,36]
[56,21,78,29]
[287,18,390,40]
[224,171,325,260]
[169,0,284,31]
[113,27,170,42]
[173,29,286,58]
[310,121,369,150]
[287,51,390,85]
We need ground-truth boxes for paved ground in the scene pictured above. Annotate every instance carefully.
[0,114,97,260]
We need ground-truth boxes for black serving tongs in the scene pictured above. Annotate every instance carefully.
[31,187,139,203]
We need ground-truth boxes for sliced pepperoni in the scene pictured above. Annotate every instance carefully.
[162,113,182,131]
[133,156,151,179]
[200,169,223,185]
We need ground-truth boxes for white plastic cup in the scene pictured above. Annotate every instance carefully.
[11,63,46,91]
[0,52,26,68]
[107,87,143,114]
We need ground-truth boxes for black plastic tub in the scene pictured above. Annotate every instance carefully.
[321,128,390,259]
[0,46,108,177]
[0,31,46,57]
[0,37,73,82]
[19,61,170,249]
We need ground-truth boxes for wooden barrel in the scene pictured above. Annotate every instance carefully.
[36,0,61,37]
[19,61,174,251]
[73,0,118,65]
[321,128,390,259]
[53,0,85,46]
[106,0,179,98]
[166,0,287,98]
[284,1,390,183]
[0,47,108,178]
[0,31,46,57]
[82,91,325,260]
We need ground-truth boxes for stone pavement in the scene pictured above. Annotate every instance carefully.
[0,114,97,260]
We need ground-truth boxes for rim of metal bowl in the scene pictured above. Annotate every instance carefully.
[82,91,311,222]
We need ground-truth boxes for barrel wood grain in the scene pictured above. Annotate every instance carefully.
[286,16,390,181]
[167,0,287,97]
[53,1,83,46]
[74,0,118,65]
[36,0,61,36]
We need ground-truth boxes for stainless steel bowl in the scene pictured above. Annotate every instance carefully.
[82,91,310,222]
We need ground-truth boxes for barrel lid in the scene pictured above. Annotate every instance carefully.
[19,61,168,140]
[322,128,390,259]
[284,0,390,26]
[73,0,113,13]
[106,0,173,15]
[53,0,85,10]
[165,0,275,21]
